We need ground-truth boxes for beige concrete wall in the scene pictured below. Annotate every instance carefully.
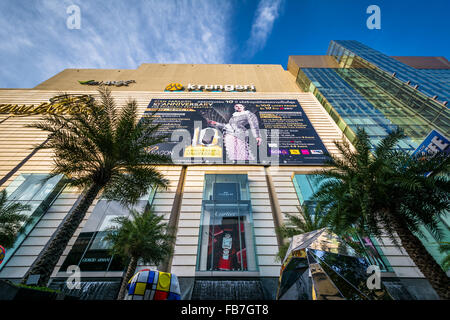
[33,63,302,93]
[0,89,425,281]
[287,56,340,76]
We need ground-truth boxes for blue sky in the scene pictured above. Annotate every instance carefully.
[1,0,449,88]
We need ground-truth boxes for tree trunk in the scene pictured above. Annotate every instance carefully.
[22,183,103,287]
[160,165,186,272]
[117,256,138,300]
[389,213,450,300]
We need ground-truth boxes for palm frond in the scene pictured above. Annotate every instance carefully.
[0,190,30,248]
[309,127,450,252]
[105,208,174,265]
[27,88,172,199]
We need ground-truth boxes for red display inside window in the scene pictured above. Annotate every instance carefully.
[207,217,247,271]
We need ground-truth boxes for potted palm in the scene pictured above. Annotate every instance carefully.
[276,204,328,262]
[104,208,175,300]
[0,189,30,250]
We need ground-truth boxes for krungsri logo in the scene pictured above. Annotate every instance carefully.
[164,83,256,92]
[165,83,184,91]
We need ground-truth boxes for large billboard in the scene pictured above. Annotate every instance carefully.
[142,99,328,165]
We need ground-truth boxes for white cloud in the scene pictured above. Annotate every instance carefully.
[0,0,232,88]
[246,0,283,56]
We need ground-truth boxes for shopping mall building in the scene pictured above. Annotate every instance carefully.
[0,40,448,300]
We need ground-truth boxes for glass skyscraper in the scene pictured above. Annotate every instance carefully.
[294,40,449,153]
[289,40,450,271]
[329,40,450,104]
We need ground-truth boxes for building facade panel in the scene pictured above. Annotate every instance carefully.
[0,54,445,300]
[0,87,423,282]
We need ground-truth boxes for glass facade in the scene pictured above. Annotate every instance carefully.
[292,174,392,272]
[297,66,449,152]
[60,188,156,273]
[196,174,258,272]
[298,68,414,150]
[292,174,316,206]
[417,216,450,270]
[0,174,65,270]
[295,40,450,271]
[328,40,450,104]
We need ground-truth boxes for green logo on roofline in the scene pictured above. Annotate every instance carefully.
[78,80,136,87]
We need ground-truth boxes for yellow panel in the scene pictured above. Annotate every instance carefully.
[134,282,146,295]
[156,272,171,292]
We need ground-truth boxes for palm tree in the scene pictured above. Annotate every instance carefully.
[0,94,94,188]
[439,243,450,272]
[276,204,328,262]
[312,127,450,299]
[105,208,175,300]
[0,189,30,249]
[22,87,171,286]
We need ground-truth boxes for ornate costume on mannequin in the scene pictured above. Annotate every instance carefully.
[218,233,233,270]
[212,110,261,161]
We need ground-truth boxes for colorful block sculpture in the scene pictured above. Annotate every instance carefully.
[125,269,181,300]
[0,245,5,264]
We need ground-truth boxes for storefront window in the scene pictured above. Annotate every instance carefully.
[0,174,65,270]
[196,174,258,272]
[60,188,156,272]
[292,174,392,272]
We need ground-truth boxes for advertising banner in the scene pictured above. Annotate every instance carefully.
[142,99,328,165]
[411,129,449,158]
[411,129,449,177]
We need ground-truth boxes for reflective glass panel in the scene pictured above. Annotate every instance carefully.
[292,174,392,272]
[197,174,258,272]
[60,187,156,272]
[0,174,65,270]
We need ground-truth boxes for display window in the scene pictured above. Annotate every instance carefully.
[0,174,65,270]
[197,174,258,272]
[60,188,156,273]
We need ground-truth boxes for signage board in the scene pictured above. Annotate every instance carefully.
[411,129,449,158]
[0,94,93,115]
[78,80,136,86]
[164,83,255,92]
[213,183,240,202]
[142,99,328,165]
[411,129,449,176]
